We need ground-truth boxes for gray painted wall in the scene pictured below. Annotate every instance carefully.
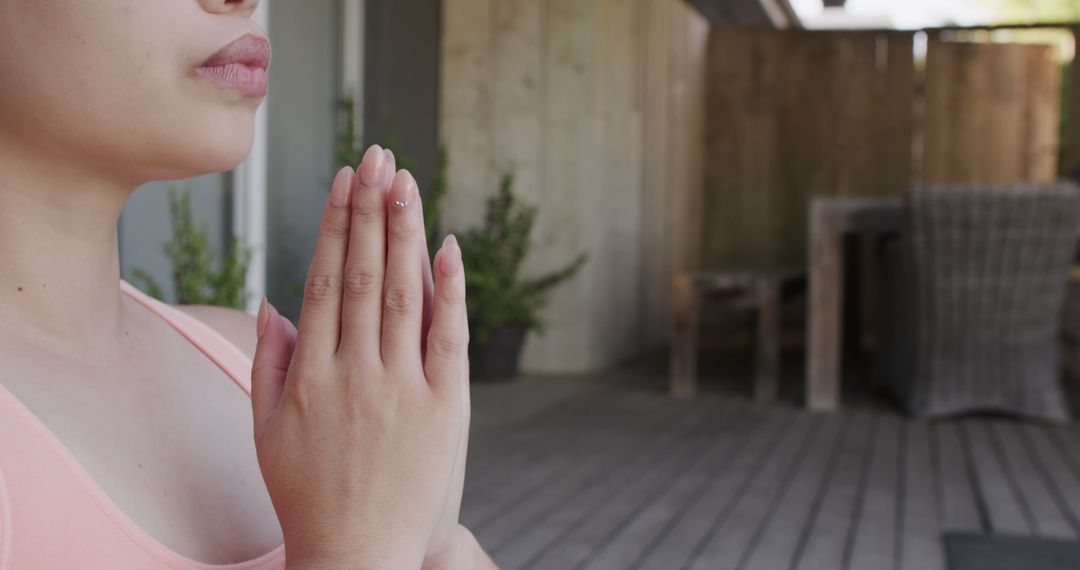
[119,174,231,303]
[265,0,343,322]
[363,0,442,197]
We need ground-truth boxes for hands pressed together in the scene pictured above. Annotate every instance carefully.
[249,145,495,569]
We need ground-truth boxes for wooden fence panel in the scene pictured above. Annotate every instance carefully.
[922,37,1061,183]
[703,30,1060,269]
[704,30,915,267]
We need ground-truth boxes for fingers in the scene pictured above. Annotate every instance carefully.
[292,165,356,363]
[251,299,294,445]
[381,170,426,366]
[339,146,392,359]
[423,235,467,394]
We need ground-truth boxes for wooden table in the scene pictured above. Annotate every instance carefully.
[806,197,903,412]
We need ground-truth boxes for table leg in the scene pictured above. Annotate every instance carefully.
[755,277,781,402]
[807,205,844,412]
[670,275,699,398]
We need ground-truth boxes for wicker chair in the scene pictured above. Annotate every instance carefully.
[875,182,1080,422]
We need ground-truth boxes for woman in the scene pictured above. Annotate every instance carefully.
[0,0,494,568]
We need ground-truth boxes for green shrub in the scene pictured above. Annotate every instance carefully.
[458,173,588,344]
[126,186,251,309]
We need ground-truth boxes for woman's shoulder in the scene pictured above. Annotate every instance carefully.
[173,305,258,360]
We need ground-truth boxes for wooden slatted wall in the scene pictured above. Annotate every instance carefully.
[703,30,1063,269]
[922,37,1061,183]
[704,30,915,268]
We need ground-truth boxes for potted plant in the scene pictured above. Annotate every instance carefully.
[456,173,587,381]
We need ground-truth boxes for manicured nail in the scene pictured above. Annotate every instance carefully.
[329,166,353,208]
[256,297,269,339]
[382,161,395,189]
[359,145,384,187]
[391,170,415,209]
[442,234,461,274]
[382,149,396,188]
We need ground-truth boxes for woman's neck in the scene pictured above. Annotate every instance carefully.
[0,143,136,363]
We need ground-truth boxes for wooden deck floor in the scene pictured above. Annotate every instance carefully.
[462,355,1080,570]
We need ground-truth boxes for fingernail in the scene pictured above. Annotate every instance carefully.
[382,149,397,188]
[441,234,461,274]
[256,297,269,339]
[391,170,415,209]
[382,161,395,189]
[329,166,353,208]
[359,145,384,187]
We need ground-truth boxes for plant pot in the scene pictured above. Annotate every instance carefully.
[467,324,528,382]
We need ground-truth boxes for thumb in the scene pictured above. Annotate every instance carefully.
[251,298,295,446]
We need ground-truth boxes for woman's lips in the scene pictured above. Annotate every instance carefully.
[197,33,271,97]
[197,63,267,97]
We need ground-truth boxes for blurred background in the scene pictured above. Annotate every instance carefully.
[120,1,1080,568]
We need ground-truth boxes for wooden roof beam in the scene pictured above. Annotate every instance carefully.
[686,0,802,29]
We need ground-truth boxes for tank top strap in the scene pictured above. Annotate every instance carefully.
[118,279,254,396]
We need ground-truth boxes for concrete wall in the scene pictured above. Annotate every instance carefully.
[440,0,709,373]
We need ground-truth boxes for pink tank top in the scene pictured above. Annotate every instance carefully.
[0,279,287,569]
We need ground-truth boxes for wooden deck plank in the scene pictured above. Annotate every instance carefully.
[1051,426,1080,497]
[462,376,1080,570]
[463,389,643,526]
[898,421,946,570]
[468,377,589,433]
[685,411,820,569]
[963,420,1033,535]
[464,390,663,528]
[488,415,724,569]
[478,394,715,551]
[633,402,797,569]
[465,381,610,479]
[483,395,731,567]
[848,413,901,570]
[740,414,847,570]
[793,410,875,570]
[517,398,739,569]
[933,422,983,532]
[1022,424,1080,536]
[990,421,1075,539]
[578,403,762,570]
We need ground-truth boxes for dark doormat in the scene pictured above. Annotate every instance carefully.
[945,533,1080,570]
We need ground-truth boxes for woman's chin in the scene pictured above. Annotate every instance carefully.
[137,143,253,182]
[175,106,257,171]
[121,105,259,181]
[177,131,255,176]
